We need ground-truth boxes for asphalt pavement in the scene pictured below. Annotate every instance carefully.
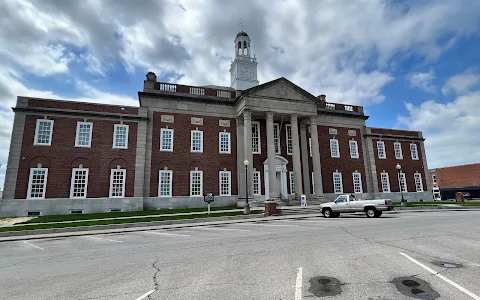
[1,210,479,299]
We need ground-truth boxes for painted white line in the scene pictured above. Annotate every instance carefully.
[236,223,297,227]
[400,252,480,300]
[194,226,250,232]
[86,236,123,243]
[295,267,303,300]
[134,289,155,300]
[142,231,190,237]
[22,240,44,250]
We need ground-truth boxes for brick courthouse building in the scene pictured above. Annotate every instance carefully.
[1,31,432,216]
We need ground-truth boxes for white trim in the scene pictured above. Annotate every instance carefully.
[309,138,312,157]
[219,171,232,196]
[352,172,363,193]
[289,171,295,194]
[380,172,391,193]
[33,119,54,146]
[333,172,343,194]
[109,169,126,198]
[414,172,424,192]
[330,139,340,158]
[377,141,386,159]
[75,121,93,148]
[252,121,261,154]
[158,170,173,197]
[273,123,281,154]
[311,172,315,194]
[160,128,174,151]
[398,172,407,192]
[394,142,403,159]
[190,170,203,196]
[70,168,89,199]
[432,174,437,185]
[113,124,129,149]
[286,124,292,155]
[27,168,48,199]
[253,171,261,196]
[410,143,419,160]
[191,130,203,153]
[219,132,231,154]
[349,140,359,159]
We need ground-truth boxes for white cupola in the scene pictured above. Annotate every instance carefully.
[229,31,259,90]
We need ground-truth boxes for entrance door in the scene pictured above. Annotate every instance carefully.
[276,172,282,197]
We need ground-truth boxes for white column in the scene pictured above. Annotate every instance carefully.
[300,122,311,195]
[291,114,303,197]
[236,117,245,199]
[266,112,278,200]
[243,111,254,198]
[310,116,324,196]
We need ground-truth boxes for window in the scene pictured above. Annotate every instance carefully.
[75,122,93,147]
[381,172,391,193]
[352,172,363,193]
[34,119,54,145]
[191,130,203,152]
[113,124,129,149]
[70,168,89,199]
[336,195,347,203]
[219,132,231,153]
[253,171,261,195]
[273,123,280,154]
[289,172,295,194]
[158,170,173,197]
[432,175,437,185]
[252,121,261,154]
[377,141,386,159]
[398,172,407,192]
[109,169,126,198]
[190,170,203,196]
[333,172,343,194]
[414,172,424,192]
[219,171,231,196]
[309,138,312,157]
[394,142,403,159]
[27,168,48,199]
[330,139,340,158]
[160,128,174,151]
[410,143,419,160]
[286,124,293,155]
[349,140,359,159]
[311,172,315,194]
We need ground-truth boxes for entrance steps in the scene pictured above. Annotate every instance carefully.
[277,205,323,215]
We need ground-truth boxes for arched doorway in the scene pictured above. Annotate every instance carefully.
[263,155,289,200]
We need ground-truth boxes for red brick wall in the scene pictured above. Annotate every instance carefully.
[370,128,420,137]
[28,99,139,115]
[432,164,480,188]
[150,112,237,197]
[373,139,427,192]
[15,115,138,199]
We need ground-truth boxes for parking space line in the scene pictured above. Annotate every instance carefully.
[192,226,250,232]
[142,231,190,237]
[22,241,44,250]
[400,252,480,300]
[134,289,155,300]
[86,236,123,243]
[295,267,303,300]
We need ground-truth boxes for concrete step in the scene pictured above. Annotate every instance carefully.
[278,205,322,215]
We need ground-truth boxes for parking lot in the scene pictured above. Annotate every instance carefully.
[1,210,479,299]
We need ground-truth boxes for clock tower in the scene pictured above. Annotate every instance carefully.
[229,31,259,90]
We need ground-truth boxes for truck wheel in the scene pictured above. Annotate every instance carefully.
[323,208,332,218]
[365,208,376,218]
[374,211,383,218]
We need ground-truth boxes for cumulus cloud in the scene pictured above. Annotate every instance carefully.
[441,70,480,95]
[407,70,436,93]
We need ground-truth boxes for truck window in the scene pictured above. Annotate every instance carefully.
[336,196,347,203]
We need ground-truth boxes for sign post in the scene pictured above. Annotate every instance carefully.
[204,192,215,214]
[301,194,307,206]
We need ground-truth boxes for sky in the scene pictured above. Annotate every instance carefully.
[0,0,480,189]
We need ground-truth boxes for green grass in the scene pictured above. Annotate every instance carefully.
[393,201,480,207]
[0,210,262,233]
[22,205,239,224]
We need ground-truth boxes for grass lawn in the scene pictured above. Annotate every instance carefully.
[393,201,480,207]
[22,205,240,224]
[0,210,262,233]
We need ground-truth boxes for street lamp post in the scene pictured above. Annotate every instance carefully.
[396,163,407,207]
[244,159,250,214]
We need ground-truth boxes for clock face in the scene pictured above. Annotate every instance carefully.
[241,65,254,79]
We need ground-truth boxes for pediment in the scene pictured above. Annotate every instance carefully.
[242,77,318,103]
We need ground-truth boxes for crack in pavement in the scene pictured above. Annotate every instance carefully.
[148,257,160,300]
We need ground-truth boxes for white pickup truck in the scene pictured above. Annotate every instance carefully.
[320,194,394,218]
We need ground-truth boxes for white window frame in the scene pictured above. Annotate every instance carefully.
[191,130,203,153]
[75,121,93,148]
[252,121,261,154]
[410,143,419,160]
[286,124,293,155]
[190,170,203,197]
[160,128,174,152]
[289,171,295,194]
[70,168,89,199]
[273,123,280,154]
[330,139,340,158]
[414,172,424,192]
[33,119,54,146]
[352,172,363,193]
[27,168,49,199]
[158,170,173,197]
[377,141,386,159]
[333,172,343,194]
[253,171,261,195]
[309,138,312,157]
[349,140,359,159]
[219,171,232,196]
[113,124,129,149]
[432,175,437,185]
[381,172,391,193]
[311,172,315,194]
[398,172,407,193]
[219,132,231,154]
[394,142,403,159]
[109,169,126,198]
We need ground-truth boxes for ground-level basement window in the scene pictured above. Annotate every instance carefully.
[27,211,41,217]
[110,209,122,212]
[70,210,83,214]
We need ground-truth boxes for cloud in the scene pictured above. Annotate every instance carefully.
[407,70,436,93]
[441,70,480,95]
